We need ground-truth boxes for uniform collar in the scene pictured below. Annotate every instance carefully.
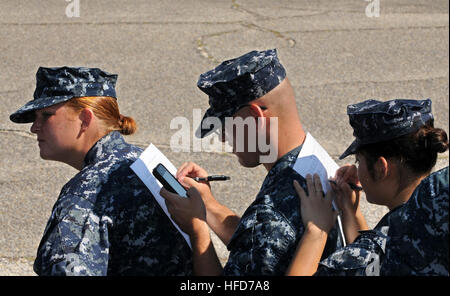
[260,144,303,189]
[83,131,125,167]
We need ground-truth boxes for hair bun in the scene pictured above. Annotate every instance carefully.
[118,114,137,135]
[419,127,448,153]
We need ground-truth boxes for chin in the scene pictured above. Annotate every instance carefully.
[237,155,260,168]
[39,150,49,160]
[39,153,53,161]
[39,149,56,161]
[365,194,380,206]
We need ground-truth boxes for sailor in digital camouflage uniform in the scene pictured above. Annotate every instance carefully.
[381,166,448,275]
[161,49,342,275]
[314,99,448,276]
[10,67,192,275]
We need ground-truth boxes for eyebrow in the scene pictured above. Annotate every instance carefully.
[36,109,55,115]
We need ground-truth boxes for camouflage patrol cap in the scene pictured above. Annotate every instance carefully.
[339,98,433,159]
[10,66,118,123]
[195,48,286,138]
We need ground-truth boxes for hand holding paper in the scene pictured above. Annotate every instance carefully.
[294,176,338,234]
[293,133,347,247]
[130,144,192,249]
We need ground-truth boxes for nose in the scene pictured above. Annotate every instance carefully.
[30,120,39,134]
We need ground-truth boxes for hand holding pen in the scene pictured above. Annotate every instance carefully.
[329,164,369,243]
[329,164,364,213]
[332,164,363,191]
[328,179,363,191]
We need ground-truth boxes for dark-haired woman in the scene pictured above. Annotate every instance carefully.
[10,67,192,275]
[286,99,448,276]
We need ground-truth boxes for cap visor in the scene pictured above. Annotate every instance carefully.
[9,99,44,123]
[10,95,73,123]
[10,110,36,123]
[195,126,214,139]
[196,112,226,139]
[339,139,360,160]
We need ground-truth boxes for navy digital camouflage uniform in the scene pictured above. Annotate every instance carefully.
[316,210,391,275]
[196,49,342,275]
[316,167,448,276]
[10,67,193,275]
[315,99,448,276]
[224,145,342,275]
[34,131,193,275]
[381,166,448,275]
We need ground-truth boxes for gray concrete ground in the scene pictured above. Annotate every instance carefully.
[0,0,448,276]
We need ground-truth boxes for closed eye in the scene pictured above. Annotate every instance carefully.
[37,111,55,120]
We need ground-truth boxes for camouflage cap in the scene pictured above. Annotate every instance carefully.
[339,98,433,159]
[10,66,118,123]
[195,48,286,138]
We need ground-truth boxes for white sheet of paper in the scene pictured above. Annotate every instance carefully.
[293,132,339,192]
[130,143,192,249]
[293,132,347,246]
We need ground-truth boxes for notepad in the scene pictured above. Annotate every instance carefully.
[130,144,192,249]
[293,132,346,246]
[293,132,339,193]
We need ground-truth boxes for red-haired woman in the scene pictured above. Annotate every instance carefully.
[10,66,192,275]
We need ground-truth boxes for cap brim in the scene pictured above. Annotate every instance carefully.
[195,127,214,139]
[195,105,242,139]
[10,95,74,123]
[195,108,224,139]
[339,139,360,160]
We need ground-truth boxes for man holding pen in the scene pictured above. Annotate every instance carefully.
[160,49,342,275]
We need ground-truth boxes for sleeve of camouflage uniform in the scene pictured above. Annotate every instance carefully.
[381,167,449,275]
[35,194,111,276]
[223,205,296,275]
[314,229,388,276]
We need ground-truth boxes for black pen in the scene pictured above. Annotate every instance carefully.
[329,179,364,191]
[193,175,231,182]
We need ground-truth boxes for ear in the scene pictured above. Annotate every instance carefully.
[374,156,389,181]
[247,104,266,130]
[79,108,94,132]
